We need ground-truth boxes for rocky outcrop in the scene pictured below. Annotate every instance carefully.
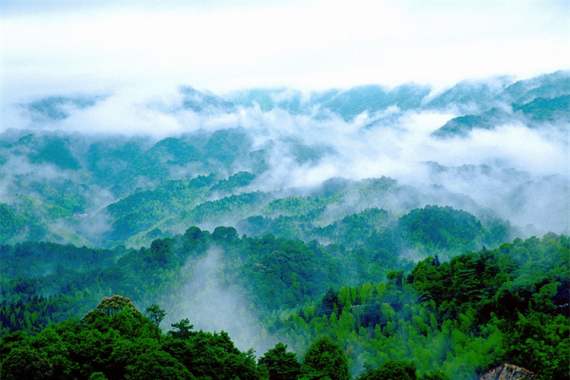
[479,364,536,380]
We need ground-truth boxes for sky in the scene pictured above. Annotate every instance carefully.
[0,0,569,238]
[1,0,569,101]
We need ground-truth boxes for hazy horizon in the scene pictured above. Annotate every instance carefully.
[2,0,568,94]
[1,0,569,240]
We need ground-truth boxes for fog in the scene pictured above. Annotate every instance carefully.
[1,3,569,376]
[2,0,568,95]
[1,75,569,237]
[166,247,281,354]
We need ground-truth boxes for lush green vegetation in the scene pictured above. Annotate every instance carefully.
[1,231,568,379]
[0,117,542,250]
[2,70,569,379]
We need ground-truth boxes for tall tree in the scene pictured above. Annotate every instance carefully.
[259,342,301,380]
[301,336,350,380]
[146,304,166,341]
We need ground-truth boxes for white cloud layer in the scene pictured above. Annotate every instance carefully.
[1,0,568,235]
[1,0,568,103]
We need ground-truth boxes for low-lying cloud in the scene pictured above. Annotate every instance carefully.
[167,247,280,354]
[2,76,569,236]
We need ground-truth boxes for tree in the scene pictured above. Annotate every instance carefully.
[146,304,166,341]
[317,288,339,316]
[125,350,194,380]
[387,270,404,290]
[212,226,239,242]
[368,360,417,380]
[301,336,350,380]
[82,295,141,324]
[259,342,301,380]
[420,369,449,380]
[168,318,194,340]
[0,347,54,380]
[146,238,173,267]
[432,255,441,267]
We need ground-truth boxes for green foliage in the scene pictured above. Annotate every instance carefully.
[0,296,271,380]
[145,304,166,340]
[30,138,81,170]
[205,128,252,166]
[267,234,568,378]
[500,311,569,380]
[2,75,568,379]
[1,345,55,380]
[125,350,194,380]
[0,204,21,239]
[168,319,194,340]
[397,206,485,252]
[0,128,516,251]
[513,94,570,122]
[1,226,567,380]
[301,336,350,380]
[210,171,257,193]
[366,360,417,380]
[419,370,449,380]
[258,342,301,380]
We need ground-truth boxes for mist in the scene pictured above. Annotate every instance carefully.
[1,74,569,238]
[2,2,569,378]
[165,247,281,354]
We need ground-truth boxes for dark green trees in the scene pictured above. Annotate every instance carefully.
[0,297,269,380]
[258,342,301,380]
[301,336,350,380]
[124,351,193,380]
[368,360,417,380]
[1,345,55,380]
[146,304,166,340]
[358,361,450,380]
[168,318,194,340]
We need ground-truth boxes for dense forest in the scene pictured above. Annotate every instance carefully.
[1,229,568,379]
[1,71,569,379]
[1,70,569,249]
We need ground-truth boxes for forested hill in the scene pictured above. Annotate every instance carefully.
[1,70,569,379]
[1,230,568,379]
[1,71,569,249]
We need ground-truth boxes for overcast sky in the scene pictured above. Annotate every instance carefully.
[1,0,569,100]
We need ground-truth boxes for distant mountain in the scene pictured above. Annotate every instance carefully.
[431,71,570,138]
[431,108,513,138]
[20,70,570,129]
[495,69,570,105]
[424,76,513,112]
[223,71,568,124]
[513,94,570,123]
[24,95,105,121]
[4,70,569,246]
[318,83,430,121]
[179,86,236,113]
[226,88,308,113]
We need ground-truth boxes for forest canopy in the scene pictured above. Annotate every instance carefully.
[1,231,568,379]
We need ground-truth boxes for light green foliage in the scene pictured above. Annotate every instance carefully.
[0,128,516,250]
[267,234,568,378]
[1,228,567,380]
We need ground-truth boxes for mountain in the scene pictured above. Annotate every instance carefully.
[431,70,570,138]
[318,83,431,121]
[179,86,236,113]
[423,75,513,112]
[2,70,569,380]
[495,70,570,105]
[24,94,105,121]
